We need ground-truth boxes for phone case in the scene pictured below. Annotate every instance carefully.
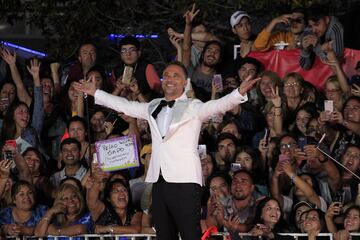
[212,74,223,92]
[122,66,133,85]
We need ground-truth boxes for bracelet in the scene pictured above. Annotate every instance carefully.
[42,216,50,223]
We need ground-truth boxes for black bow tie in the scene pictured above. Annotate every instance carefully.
[152,100,175,119]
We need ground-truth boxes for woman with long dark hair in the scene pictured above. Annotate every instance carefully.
[86,175,142,234]
[248,197,287,239]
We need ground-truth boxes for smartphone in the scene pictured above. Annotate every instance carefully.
[279,153,290,162]
[263,128,269,145]
[2,150,14,161]
[333,191,344,204]
[212,74,223,92]
[350,75,360,86]
[298,137,307,151]
[122,66,133,85]
[231,163,242,172]
[324,100,334,113]
[197,145,207,160]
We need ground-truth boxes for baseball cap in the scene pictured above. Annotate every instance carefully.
[230,11,250,28]
[355,61,360,70]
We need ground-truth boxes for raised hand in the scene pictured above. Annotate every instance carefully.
[0,48,16,66]
[352,84,360,97]
[169,35,182,50]
[326,202,342,218]
[0,159,12,179]
[27,58,41,79]
[129,79,140,95]
[238,75,261,96]
[50,62,60,72]
[104,121,115,136]
[183,3,200,24]
[73,75,97,96]
[273,14,293,25]
[302,35,317,49]
[167,27,183,39]
[331,110,344,124]
[270,86,281,107]
[51,201,66,215]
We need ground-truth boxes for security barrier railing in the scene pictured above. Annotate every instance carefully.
[6,232,360,240]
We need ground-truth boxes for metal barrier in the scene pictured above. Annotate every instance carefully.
[6,234,156,240]
[278,233,333,240]
[350,233,360,240]
[205,232,334,239]
[6,232,360,240]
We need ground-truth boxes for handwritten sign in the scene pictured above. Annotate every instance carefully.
[95,135,139,172]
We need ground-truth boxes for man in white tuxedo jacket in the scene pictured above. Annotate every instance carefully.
[75,61,258,240]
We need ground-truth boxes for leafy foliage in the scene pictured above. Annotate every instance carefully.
[0,0,347,68]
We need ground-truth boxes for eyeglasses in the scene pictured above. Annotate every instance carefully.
[344,106,360,112]
[280,143,297,149]
[284,82,300,88]
[120,47,137,55]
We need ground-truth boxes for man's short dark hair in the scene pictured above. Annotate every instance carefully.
[216,132,238,149]
[232,169,254,184]
[236,57,263,75]
[164,61,188,79]
[61,138,81,151]
[306,4,329,22]
[77,42,97,57]
[67,116,87,131]
[205,171,232,189]
[119,35,140,50]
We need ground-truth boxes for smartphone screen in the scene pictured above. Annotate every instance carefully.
[298,137,307,151]
[122,66,133,85]
[212,74,223,92]
[231,163,242,172]
[324,100,334,113]
[2,150,14,161]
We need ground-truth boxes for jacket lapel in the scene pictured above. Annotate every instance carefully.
[163,100,190,140]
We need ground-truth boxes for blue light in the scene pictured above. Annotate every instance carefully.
[0,40,48,57]
[108,34,159,39]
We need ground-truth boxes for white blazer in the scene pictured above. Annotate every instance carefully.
[95,89,247,185]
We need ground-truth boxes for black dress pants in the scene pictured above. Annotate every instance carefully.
[152,176,202,240]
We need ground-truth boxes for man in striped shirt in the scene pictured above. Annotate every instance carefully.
[299,4,344,70]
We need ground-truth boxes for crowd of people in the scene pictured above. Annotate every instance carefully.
[0,2,359,240]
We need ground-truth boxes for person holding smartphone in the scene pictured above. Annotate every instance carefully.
[112,36,161,101]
